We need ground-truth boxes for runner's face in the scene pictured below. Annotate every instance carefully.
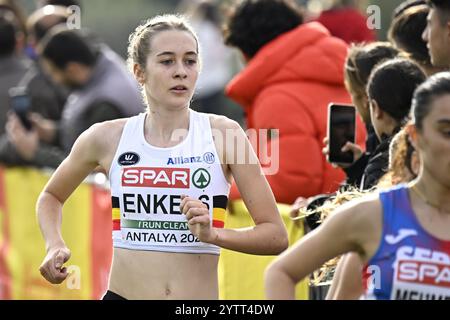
[423,8,450,68]
[416,94,450,187]
[143,30,199,110]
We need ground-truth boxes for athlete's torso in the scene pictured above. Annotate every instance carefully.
[109,110,230,254]
[362,184,450,300]
[105,110,231,299]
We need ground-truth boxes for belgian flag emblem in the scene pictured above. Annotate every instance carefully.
[212,195,228,228]
[111,196,120,231]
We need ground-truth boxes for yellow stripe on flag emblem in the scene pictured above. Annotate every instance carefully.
[213,207,226,222]
[112,208,121,220]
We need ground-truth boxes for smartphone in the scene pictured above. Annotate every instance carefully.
[327,103,356,164]
[9,86,32,130]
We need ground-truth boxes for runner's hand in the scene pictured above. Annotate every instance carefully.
[39,246,71,284]
[180,195,218,244]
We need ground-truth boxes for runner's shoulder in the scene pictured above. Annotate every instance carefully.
[87,118,128,141]
[336,192,381,223]
[208,113,242,133]
[76,117,129,153]
[331,192,382,246]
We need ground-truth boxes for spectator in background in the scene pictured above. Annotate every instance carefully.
[422,0,450,69]
[360,58,425,189]
[182,0,242,123]
[315,0,376,44]
[25,5,69,120]
[37,0,80,8]
[295,42,400,234]
[5,27,143,168]
[320,58,424,199]
[23,1,81,60]
[317,0,376,44]
[266,72,450,301]
[0,5,70,168]
[0,0,28,54]
[0,12,30,135]
[326,42,400,187]
[223,0,366,204]
[40,27,144,152]
[389,2,444,76]
[393,0,426,16]
[37,0,82,40]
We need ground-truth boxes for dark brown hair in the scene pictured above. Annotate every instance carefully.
[388,5,431,68]
[367,58,426,124]
[223,0,303,58]
[344,42,399,96]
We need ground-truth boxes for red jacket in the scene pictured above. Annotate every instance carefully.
[226,22,366,204]
[316,8,376,44]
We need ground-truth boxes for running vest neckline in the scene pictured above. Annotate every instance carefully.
[109,110,230,255]
[139,110,194,151]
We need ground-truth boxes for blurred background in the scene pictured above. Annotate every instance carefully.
[13,0,405,127]
[14,0,403,63]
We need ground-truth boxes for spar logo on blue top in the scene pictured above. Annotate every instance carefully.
[167,152,215,165]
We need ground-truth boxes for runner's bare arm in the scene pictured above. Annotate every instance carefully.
[264,195,381,299]
[37,123,108,283]
[208,117,288,255]
[327,252,365,300]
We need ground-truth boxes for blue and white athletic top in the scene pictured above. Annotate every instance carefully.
[362,184,450,300]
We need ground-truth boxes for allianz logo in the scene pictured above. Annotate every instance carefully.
[167,152,215,165]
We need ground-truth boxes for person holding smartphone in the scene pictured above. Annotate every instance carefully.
[325,56,425,190]
[359,58,425,190]
[265,71,450,300]
[287,57,426,300]
[322,42,400,188]
[321,57,425,299]
[8,87,32,130]
[327,103,357,166]
[0,13,30,135]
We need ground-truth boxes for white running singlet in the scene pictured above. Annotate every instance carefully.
[109,110,230,255]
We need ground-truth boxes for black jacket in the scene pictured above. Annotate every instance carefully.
[360,134,393,190]
[344,124,379,187]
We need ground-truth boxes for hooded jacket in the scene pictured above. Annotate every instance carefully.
[226,22,366,204]
[316,7,376,44]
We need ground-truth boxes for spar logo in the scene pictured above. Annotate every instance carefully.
[397,261,450,288]
[396,246,450,288]
[122,167,190,188]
